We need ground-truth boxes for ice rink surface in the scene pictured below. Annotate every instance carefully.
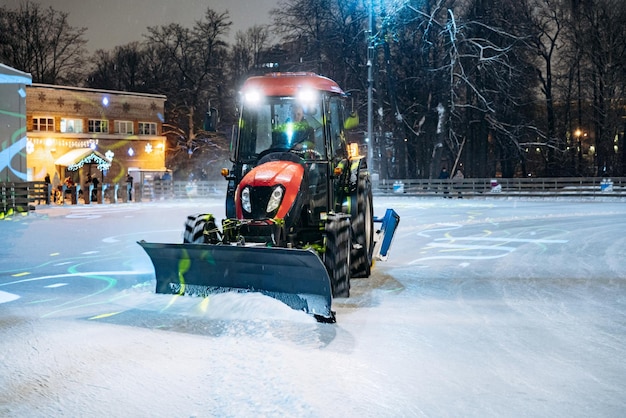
[1,196,625,417]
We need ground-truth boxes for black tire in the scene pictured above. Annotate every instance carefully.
[183,214,219,244]
[350,172,374,278]
[324,213,351,298]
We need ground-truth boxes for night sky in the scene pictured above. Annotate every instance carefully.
[4,0,278,51]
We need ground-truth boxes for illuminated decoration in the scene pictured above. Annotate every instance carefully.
[128,147,134,157]
[54,148,111,171]
[29,138,99,149]
[145,143,153,153]
[105,150,114,160]
[26,140,34,154]
[102,96,109,107]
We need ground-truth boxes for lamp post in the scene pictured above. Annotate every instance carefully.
[574,128,583,173]
[367,0,374,172]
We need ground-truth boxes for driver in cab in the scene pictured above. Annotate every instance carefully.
[272,104,316,155]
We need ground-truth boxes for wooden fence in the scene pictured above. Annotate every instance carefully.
[1,177,624,217]
[0,182,43,218]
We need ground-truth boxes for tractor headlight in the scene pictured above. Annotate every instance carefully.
[241,186,252,213]
[266,186,284,214]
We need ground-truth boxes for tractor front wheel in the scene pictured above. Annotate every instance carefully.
[324,213,352,298]
[183,214,219,244]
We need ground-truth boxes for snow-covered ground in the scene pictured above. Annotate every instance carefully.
[1,197,625,417]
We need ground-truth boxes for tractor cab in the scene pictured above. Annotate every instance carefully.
[225,73,353,225]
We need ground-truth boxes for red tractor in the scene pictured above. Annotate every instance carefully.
[140,72,399,322]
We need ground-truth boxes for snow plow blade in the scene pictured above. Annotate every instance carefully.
[138,242,335,322]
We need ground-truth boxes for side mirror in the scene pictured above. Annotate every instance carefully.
[204,108,218,131]
[229,124,238,162]
[344,111,359,130]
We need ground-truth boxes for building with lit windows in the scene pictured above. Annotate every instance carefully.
[25,84,167,195]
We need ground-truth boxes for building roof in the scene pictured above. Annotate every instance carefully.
[0,63,32,85]
[30,83,166,100]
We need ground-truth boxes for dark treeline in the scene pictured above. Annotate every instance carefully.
[1,0,625,179]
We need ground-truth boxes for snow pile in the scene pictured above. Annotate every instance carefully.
[113,282,316,323]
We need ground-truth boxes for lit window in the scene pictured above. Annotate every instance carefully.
[115,120,134,134]
[33,117,54,132]
[138,122,157,135]
[61,118,83,133]
[88,119,109,133]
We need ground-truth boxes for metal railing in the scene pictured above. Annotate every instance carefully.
[375,177,626,198]
[2,176,624,217]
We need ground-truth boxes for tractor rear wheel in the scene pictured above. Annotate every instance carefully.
[324,213,351,298]
[350,172,374,277]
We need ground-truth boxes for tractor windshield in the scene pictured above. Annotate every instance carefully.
[237,97,325,162]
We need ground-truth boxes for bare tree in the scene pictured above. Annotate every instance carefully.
[572,0,626,176]
[86,43,147,92]
[0,1,87,84]
[230,25,271,83]
[521,0,574,175]
[144,8,232,178]
[385,0,537,178]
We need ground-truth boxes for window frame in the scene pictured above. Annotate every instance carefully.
[33,116,55,132]
[60,118,83,133]
[115,120,134,135]
[88,119,109,133]
[138,122,157,135]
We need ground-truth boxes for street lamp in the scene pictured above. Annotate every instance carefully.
[367,0,374,173]
[574,128,583,169]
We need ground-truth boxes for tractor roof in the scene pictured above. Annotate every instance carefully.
[240,72,345,97]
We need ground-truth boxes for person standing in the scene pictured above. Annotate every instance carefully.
[438,167,450,198]
[126,173,134,202]
[453,169,464,198]
[84,174,92,204]
[52,172,61,204]
[91,175,100,202]
[44,173,51,204]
